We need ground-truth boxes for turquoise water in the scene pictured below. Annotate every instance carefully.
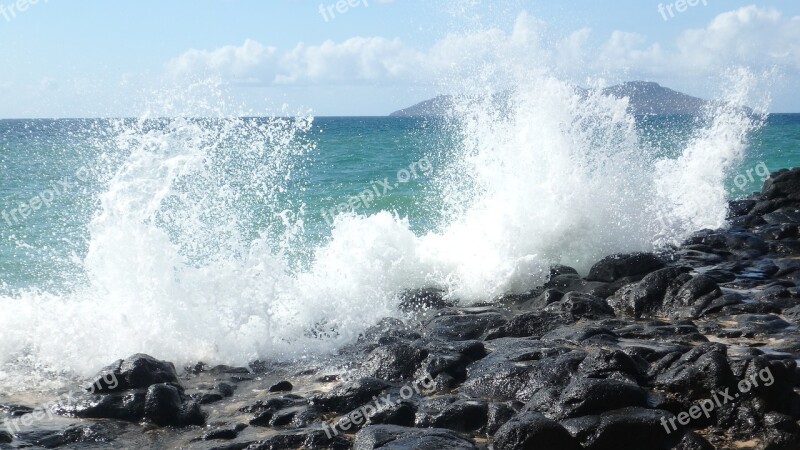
[1,115,799,294]
[0,97,797,386]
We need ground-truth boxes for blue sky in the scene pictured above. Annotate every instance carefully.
[1,0,799,117]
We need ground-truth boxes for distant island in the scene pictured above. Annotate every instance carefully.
[390,81,711,117]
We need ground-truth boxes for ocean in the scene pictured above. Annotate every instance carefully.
[1,84,799,391]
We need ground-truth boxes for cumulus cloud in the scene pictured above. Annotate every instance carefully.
[276,37,423,84]
[670,6,800,72]
[164,6,800,87]
[165,39,278,83]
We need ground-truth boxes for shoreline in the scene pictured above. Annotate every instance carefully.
[3,170,800,449]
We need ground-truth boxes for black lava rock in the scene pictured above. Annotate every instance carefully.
[493,411,582,450]
[353,425,478,450]
[586,253,665,282]
[87,354,180,393]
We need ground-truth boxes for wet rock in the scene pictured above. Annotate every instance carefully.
[586,253,665,283]
[675,248,727,267]
[610,269,725,319]
[426,308,507,341]
[559,415,601,445]
[757,223,800,241]
[721,302,781,316]
[54,389,148,422]
[662,275,722,318]
[702,268,737,283]
[770,239,800,255]
[207,364,251,375]
[775,258,800,278]
[612,320,707,342]
[686,230,769,256]
[460,340,578,401]
[577,348,647,383]
[356,343,428,381]
[529,377,648,420]
[493,411,582,450]
[607,268,688,318]
[398,289,453,313]
[202,423,247,440]
[760,411,800,450]
[0,431,11,443]
[413,339,485,382]
[545,272,584,291]
[248,429,350,450]
[355,318,422,349]
[486,401,521,436]
[551,265,579,277]
[674,431,715,450]
[313,378,391,414]
[353,425,478,450]
[192,391,224,405]
[270,405,309,427]
[543,292,615,320]
[729,199,756,217]
[517,350,589,398]
[522,288,565,310]
[0,404,34,417]
[652,343,733,403]
[783,304,800,322]
[144,383,183,426]
[486,311,573,339]
[725,232,770,256]
[736,314,791,335]
[542,323,618,344]
[415,397,488,433]
[88,353,179,393]
[14,423,127,448]
[763,207,800,225]
[269,381,293,392]
[244,395,307,426]
[697,294,744,317]
[587,407,680,450]
[56,365,203,427]
[762,168,800,200]
[364,400,416,427]
[747,259,781,279]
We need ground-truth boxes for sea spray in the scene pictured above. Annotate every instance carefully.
[416,72,762,301]
[0,70,763,394]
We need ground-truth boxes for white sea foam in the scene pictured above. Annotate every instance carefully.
[0,61,762,393]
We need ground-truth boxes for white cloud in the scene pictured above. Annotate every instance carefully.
[276,37,422,84]
[166,39,278,83]
[164,6,800,88]
[595,6,800,77]
[670,6,800,73]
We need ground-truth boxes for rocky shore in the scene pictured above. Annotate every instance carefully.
[5,169,800,449]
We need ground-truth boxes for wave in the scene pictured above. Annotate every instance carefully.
[0,72,761,393]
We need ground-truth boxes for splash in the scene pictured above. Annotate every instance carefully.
[0,60,762,393]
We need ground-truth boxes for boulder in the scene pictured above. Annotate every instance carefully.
[586,253,665,282]
[493,411,581,450]
[87,354,179,393]
[353,425,478,450]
